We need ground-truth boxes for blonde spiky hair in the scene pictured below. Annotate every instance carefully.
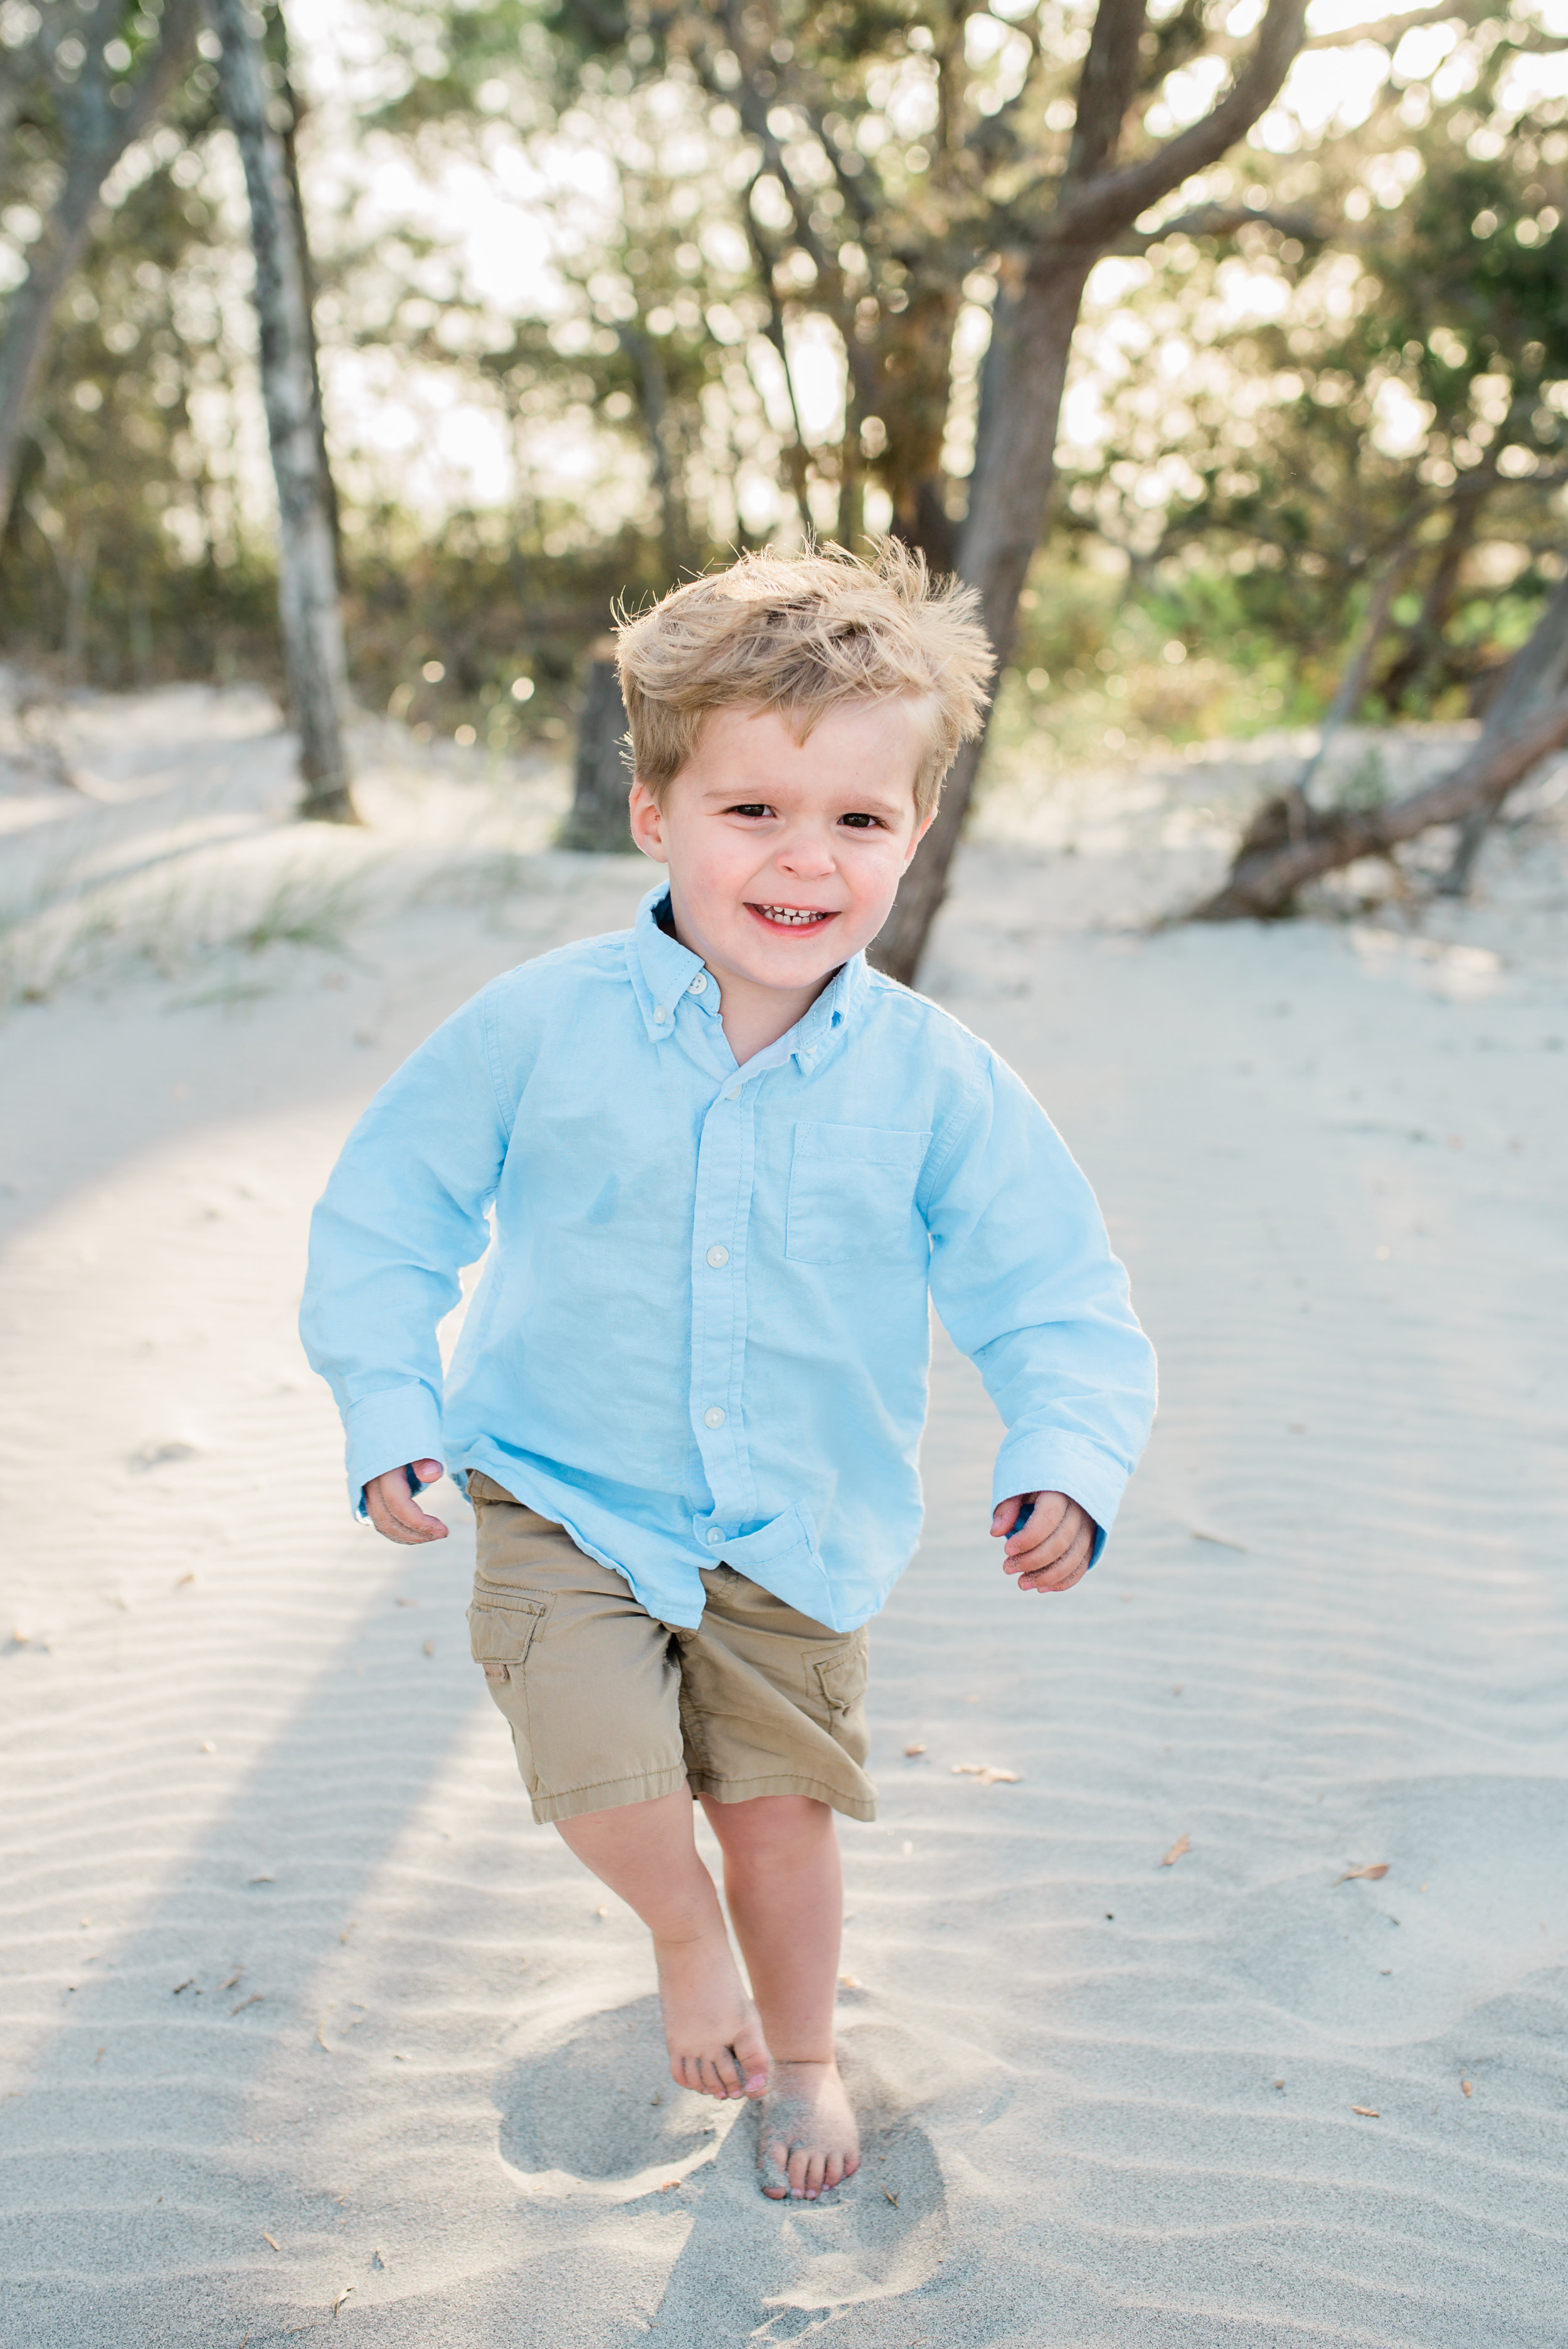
[613,540,994,820]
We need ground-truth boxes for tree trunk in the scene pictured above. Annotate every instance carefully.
[1437,565,1568,896]
[559,642,635,852]
[1194,566,1568,919]
[207,0,356,824]
[0,0,200,531]
[871,260,1088,985]
[0,156,104,529]
[266,1,340,561]
[870,0,1308,985]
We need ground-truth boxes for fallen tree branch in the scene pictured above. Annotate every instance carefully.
[1189,694,1568,920]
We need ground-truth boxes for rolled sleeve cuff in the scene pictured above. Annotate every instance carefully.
[991,1433,1129,1568]
[344,1384,445,1519]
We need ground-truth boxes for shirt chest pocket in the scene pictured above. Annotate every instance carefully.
[785,1121,928,1266]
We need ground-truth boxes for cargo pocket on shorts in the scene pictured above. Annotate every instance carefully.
[468,1579,550,1684]
[807,1632,871,1766]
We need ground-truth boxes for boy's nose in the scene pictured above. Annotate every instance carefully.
[774,831,837,878]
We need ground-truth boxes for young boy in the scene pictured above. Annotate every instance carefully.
[300,543,1156,2204]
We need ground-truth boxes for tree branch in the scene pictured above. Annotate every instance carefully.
[1191,692,1568,920]
[1042,0,1308,260]
[1299,1,1486,51]
[1066,0,1150,184]
[1109,198,1324,253]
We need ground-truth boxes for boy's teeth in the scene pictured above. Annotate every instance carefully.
[760,906,827,925]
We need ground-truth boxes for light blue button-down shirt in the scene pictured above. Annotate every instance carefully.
[300,888,1156,1633]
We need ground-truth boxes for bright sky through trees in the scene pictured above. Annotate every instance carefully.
[273,0,1567,527]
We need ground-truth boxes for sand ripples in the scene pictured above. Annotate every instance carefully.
[3,847,1566,2344]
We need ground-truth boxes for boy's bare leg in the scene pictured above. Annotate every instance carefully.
[700,1793,860,2201]
[556,1787,771,2100]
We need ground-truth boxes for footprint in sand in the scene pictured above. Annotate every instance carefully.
[495,1995,742,2200]
[649,2024,952,2343]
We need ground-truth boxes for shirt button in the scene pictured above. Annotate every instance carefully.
[654,1007,669,1024]
[725,1085,741,1100]
[706,1244,729,1268]
[706,1527,724,1546]
[688,973,708,994]
[703,1406,726,1429]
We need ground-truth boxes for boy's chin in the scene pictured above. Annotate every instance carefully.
[743,936,860,986]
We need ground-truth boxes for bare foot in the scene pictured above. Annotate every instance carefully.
[756,2058,860,2200]
[654,1927,771,2100]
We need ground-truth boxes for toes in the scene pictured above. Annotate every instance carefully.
[734,2022,771,2098]
[822,2151,845,2190]
[710,2045,744,2099]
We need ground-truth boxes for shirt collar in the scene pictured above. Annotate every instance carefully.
[786,953,866,1071]
[630,886,708,1041]
[629,884,870,1060]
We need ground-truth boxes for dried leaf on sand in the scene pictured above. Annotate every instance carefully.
[952,1763,1020,1784]
[1352,2106,1380,2118]
[1333,1862,1389,1884]
[1161,1833,1192,1866]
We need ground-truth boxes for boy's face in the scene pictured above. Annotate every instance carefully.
[628,701,932,1001]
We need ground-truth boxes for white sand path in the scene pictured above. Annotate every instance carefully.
[2,751,1566,2346]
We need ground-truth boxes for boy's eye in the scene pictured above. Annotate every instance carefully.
[727,802,773,819]
[839,811,882,830]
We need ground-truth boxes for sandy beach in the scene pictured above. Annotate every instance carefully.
[3,687,1566,2346]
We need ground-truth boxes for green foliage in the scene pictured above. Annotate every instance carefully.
[5,0,1568,770]
[1060,16,1568,721]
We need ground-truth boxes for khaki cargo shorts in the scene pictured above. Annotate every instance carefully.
[466,1473,877,1826]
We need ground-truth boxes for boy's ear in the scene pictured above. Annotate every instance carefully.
[627,780,669,862]
[901,804,936,871]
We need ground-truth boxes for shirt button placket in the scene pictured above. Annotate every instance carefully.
[692,1079,746,1557]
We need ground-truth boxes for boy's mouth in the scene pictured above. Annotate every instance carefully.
[748,903,835,931]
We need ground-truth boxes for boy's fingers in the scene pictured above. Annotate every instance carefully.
[1009,1508,1094,1588]
[365,1472,449,1544]
[1017,1524,1095,1592]
[1003,1500,1078,1572]
[990,1495,1022,1537]
[1003,1491,1069,1560]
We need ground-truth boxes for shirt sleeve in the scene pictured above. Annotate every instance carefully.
[923,1053,1157,1559]
[299,986,512,1515]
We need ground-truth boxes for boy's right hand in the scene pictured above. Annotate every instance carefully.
[364,1460,449,1545]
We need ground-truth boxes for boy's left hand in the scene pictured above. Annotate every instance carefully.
[991,1491,1096,1593]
